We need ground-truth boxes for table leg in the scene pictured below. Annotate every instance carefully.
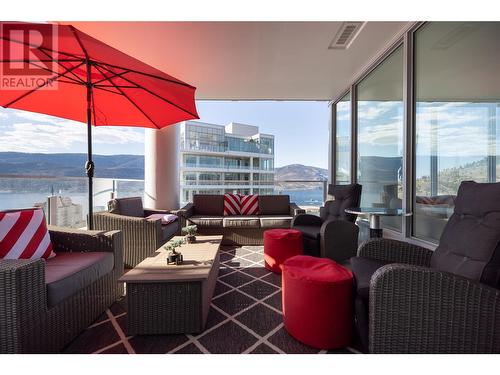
[369,214,383,238]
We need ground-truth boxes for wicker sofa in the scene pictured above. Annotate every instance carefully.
[0,226,124,353]
[174,194,305,245]
[92,197,179,268]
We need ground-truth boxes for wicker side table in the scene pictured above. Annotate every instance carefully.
[119,235,222,335]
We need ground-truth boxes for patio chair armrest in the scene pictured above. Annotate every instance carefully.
[369,264,500,353]
[49,226,124,270]
[144,208,171,216]
[320,219,359,262]
[357,238,433,267]
[171,203,194,228]
[292,213,322,227]
[172,203,194,218]
[289,202,306,217]
[0,259,47,353]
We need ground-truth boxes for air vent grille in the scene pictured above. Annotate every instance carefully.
[329,22,365,50]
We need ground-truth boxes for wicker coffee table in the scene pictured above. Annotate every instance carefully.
[119,235,222,335]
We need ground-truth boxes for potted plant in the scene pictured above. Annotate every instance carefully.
[182,225,198,243]
[164,238,185,265]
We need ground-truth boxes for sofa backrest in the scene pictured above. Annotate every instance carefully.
[430,181,500,289]
[193,195,224,216]
[108,197,144,217]
[259,195,290,215]
[321,184,362,223]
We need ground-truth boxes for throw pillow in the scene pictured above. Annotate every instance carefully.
[240,194,259,215]
[0,208,55,259]
[224,193,241,216]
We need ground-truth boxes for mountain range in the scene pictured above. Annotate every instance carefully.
[274,164,328,181]
[0,152,328,182]
[0,152,145,179]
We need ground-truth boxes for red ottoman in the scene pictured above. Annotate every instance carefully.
[263,229,303,273]
[282,255,353,349]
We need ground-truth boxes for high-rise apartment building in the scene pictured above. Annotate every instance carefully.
[179,121,275,204]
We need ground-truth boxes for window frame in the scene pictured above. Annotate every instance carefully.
[330,22,441,249]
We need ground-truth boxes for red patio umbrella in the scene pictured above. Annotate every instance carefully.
[0,22,198,228]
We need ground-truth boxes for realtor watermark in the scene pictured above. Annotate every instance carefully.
[0,23,58,90]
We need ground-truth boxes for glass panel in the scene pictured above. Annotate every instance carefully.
[335,93,351,184]
[357,46,404,231]
[414,22,500,243]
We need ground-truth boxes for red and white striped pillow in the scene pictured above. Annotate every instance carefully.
[224,194,241,216]
[0,208,55,259]
[240,194,259,215]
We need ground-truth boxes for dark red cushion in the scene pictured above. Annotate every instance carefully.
[282,255,353,349]
[263,229,303,273]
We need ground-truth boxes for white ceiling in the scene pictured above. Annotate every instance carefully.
[70,21,411,101]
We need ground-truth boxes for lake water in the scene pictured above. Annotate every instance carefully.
[0,189,325,211]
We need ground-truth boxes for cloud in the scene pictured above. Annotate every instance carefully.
[358,101,402,121]
[0,114,145,153]
[356,101,499,157]
[358,121,402,146]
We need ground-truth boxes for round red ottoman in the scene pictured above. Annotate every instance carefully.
[263,229,303,273]
[281,255,353,349]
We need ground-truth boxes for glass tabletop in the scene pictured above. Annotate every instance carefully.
[345,207,413,216]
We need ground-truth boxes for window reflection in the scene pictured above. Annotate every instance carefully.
[335,94,351,184]
[356,46,404,231]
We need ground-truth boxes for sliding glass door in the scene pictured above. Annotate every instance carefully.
[330,22,499,243]
[413,22,500,242]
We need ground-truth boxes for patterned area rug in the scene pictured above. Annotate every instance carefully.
[63,245,362,354]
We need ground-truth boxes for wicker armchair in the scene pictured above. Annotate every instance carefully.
[93,197,179,267]
[351,181,500,353]
[0,227,124,353]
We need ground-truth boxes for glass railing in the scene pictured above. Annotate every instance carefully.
[181,144,274,155]
[179,179,328,214]
[274,180,328,215]
[182,163,274,171]
[1,175,329,226]
[0,175,144,229]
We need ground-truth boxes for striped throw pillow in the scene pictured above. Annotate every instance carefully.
[240,194,259,215]
[0,208,55,259]
[224,194,241,216]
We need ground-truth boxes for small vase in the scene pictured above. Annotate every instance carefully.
[185,235,196,244]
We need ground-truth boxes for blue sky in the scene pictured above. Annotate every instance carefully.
[0,101,330,169]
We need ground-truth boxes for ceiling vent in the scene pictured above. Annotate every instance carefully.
[328,22,365,50]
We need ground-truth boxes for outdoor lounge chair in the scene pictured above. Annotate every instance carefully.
[350,181,500,353]
[92,197,179,268]
[0,224,123,353]
[291,183,362,262]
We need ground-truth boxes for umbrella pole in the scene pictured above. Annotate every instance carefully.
[85,60,95,229]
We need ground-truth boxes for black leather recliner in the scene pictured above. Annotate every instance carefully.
[292,183,362,263]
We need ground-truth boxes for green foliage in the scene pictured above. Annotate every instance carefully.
[164,238,185,252]
[182,225,198,235]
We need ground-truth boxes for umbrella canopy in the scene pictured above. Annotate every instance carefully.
[0,22,199,228]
